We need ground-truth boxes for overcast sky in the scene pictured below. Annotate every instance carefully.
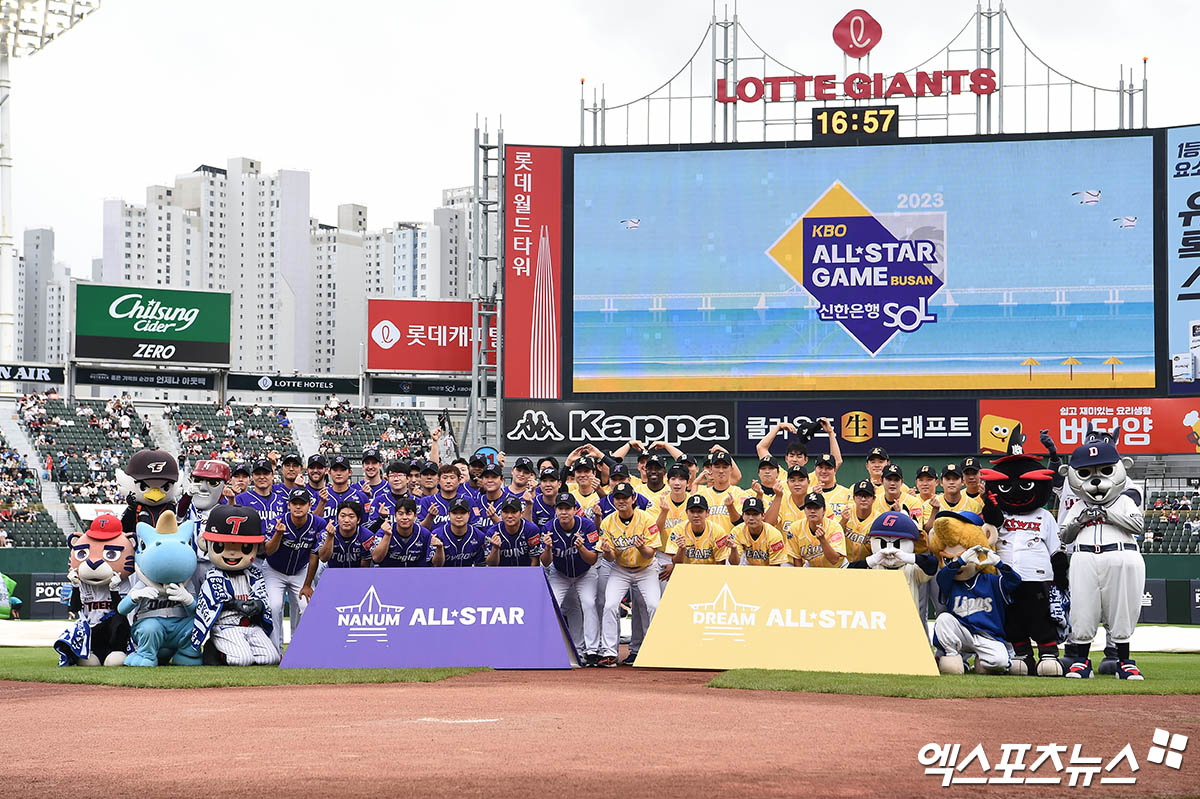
[10,0,1194,275]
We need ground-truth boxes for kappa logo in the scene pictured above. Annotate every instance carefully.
[507,409,565,442]
[690,584,760,643]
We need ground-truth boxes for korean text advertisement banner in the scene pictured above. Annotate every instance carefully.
[74,284,231,366]
[978,398,1200,455]
[504,145,563,399]
[635,565,937,675]
[366,299,496,372]
[1167,125,1200,394]
[571,135,1154,393]
[739,399,977,457]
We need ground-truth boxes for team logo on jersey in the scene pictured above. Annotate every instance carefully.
[506,409,565,442]
[766,181,946,355]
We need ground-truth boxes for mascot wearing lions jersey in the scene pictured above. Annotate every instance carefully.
[1059,439,1146,680]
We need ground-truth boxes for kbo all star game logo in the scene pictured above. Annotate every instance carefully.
[767,181,946,354]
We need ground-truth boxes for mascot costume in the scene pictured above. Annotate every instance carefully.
[1059,439,1146,680]
[118,449,182,531]
[929,510,1021,675]
[177,458,232,585]
[847,510,938,618]
[54,514,135,666]
[192,505,279,666]
[117,511,202,667]
[978,453,1064,676]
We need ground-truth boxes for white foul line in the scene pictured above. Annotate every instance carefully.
[415,717,501,725]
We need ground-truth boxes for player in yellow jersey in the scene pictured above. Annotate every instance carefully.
[866,446,912,497]
[789,493,847,567]
[598,483,661,667]
[569,457,603,517]
[731,497,786,565]
[755,418,844,472]
[669,495,734,565]
[654,463,692,545]
[637,455,670,506]
[959,457,985,505]
[695,450,746,535]
[811,453,851,517]
[756,457,784,500]
[765,465,813,549]
[921,463,984,532]
[841,480,879,563]
[909,464,940,530]
[872,464,923,518]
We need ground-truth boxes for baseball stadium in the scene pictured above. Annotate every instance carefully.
[1,3,1198,798]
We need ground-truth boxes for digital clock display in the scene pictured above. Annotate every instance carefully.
[811,106,900,142]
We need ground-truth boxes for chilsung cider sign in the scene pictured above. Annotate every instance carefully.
[74,284,232,366]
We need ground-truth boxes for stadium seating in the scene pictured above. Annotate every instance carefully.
[315,405,430,462]
[169,403,295,464]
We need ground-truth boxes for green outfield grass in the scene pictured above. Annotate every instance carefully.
[709,652,1200,698]
[0,647,481,689]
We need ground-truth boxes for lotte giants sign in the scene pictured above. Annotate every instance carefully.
[832,9,882,59]
[979,399,1200,456]
[504,145,563,399]
[367,299,495,373]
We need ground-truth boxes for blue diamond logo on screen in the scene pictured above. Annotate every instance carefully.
[766,182,946,355]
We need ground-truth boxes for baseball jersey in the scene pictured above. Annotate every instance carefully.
[668,519,732,564]
[874,480,912,497]
[1054,482,1082,526]
[841,509,878,562]
[458,481,483,503]
[656,496,690,551]
[303,482,326,508]
[542,515,600,579]
[327,483,368,512]
[75,582,122,625]
[434,524,488,567]
[599,509,660,569]
[264,512,327,575]
[994,508,1060,582]
[696,485,747,534]
[570,487,602,516]
[928,492,984,518]
[375,525,433,567]
[235,488,287,536]
[419,492,484,529]
[323,526,376,568]
[484,519,543,566]
[596,491,651,519]
[789,515,848,567]
[732,522,789,566]
[531,492,559,527]
[357,479,389,507]
[372,490,415,522]
[818,483,852,517]
[1061,494,1142,548]
[637,483,670,507]
[936,559,1021,639]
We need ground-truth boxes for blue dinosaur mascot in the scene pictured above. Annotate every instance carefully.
[117,510,202,666]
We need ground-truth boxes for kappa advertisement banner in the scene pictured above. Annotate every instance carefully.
[635,565,936,675]
[503,400,736,456]
[280,568,576,669]
[978,398,1200,455]
[504,145,563,400]
[366,299,496,373]
[1166,124,1200,394]
[738,399,977,457]
[74,284,231,366]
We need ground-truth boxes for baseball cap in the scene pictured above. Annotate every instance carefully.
[758,457,778,470]
[287,488,313,504]
[787,465,810,479]
[553,492,577,508]
[813,453,837,468]
[742,496,766,514]
[804,492,826,508]
[959,456,981,473]
[329,455,351,470]
[674,455,695,467]
[852,480,875,497]
[468,454,488,468]
[868,511,919,540]
[203,505,265,543]
[361,447,382,462]
[231,462,250,477]
[480,462,503,477]
[86,513,124,541]
[539,467,561,480]
[867,446,889,461]
[667,464,690,480]
[386,460,408,474]
[645,455,666,471]
[710,451,732,466]
[307,454,327,468]
[941,462,963,478]
[935,509,985,527]
[280,452,303,466]
[251,458,273,474]
[611,482,635,498]
[686,495,709,511]
[610,464,631,479]
[915,464,938,479]
[882,464,903,480]
[191,459,231,481]
[449,497,472,513]
[499,495,524,512]
[1069,440,1121,467]
[512,457,535,473]
[574,456,596,472]
[420,460,439,475]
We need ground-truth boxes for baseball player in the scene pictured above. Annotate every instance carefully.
[531,467,563,527]
[433,497,489,567]
[595,464,651,518]
[569,457,603,516]
[372,496,445,567]
[731,497,786,565]
[541,492,602,665]
[357,448,389,506]
[910,465,939,527]
[921,463,984,531]
[278,452,305,494]
[635,455,670,505]
[788,493,847,567]
[303,454,330,513]
[235,458,287,536]
[478,462,531,531]
[508,456,538,498]
[420,465,483,529]
[873,465,922,518]
[326,455,368,512]
[960,457,984,504]
[227,462,250,502]
[668,495,734,564]
[415,460,440,498]
[765,464,814,538]
[262,487,327,652]
[597,482,661,667]
[811,452,851,517]
[485,496,542,566]
[372,460,415,520]
[695,450,745,535]
[309,500,375,576]
[841,480,879,563]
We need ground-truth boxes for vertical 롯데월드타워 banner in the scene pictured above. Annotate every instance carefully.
[74,284,231,367]
[1167,125,1200,394]
[504,145,562,399]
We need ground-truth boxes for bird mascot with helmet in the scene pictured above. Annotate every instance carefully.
[117,448,182,531]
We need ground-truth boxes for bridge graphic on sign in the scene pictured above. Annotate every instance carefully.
[690,583,760,643]
[335,585,406,646]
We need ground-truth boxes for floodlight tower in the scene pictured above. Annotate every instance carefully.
[0,0,100,361]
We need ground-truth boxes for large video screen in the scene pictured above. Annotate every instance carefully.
[571,134,1155,393]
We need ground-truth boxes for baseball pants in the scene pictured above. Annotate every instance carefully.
[601,563,661,657]
[629,552,673,655]
[260,562,308,652]
[933,613,1010,672]
[1068,549,1145,644]
[546,566,600,657]
[211,623,280,666]
[548,564,585,644]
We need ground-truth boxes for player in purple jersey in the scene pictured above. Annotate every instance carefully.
[595,465,651,519]
[278,452,305,494]
[371,497,444,567]
[508,456,537,498]
[262,487,327,652]
[531,467,563,527]
[432,497,488,567]
[371,460,415,522]
[307,501,374,585]
[485,496,543,566]
[326,455,368,511]
[414,460,440,500]
[357,447,389,507]
[303,454,330,517]
[541,492,602,664]
[420,465,483,529]
[235,458,287,535]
